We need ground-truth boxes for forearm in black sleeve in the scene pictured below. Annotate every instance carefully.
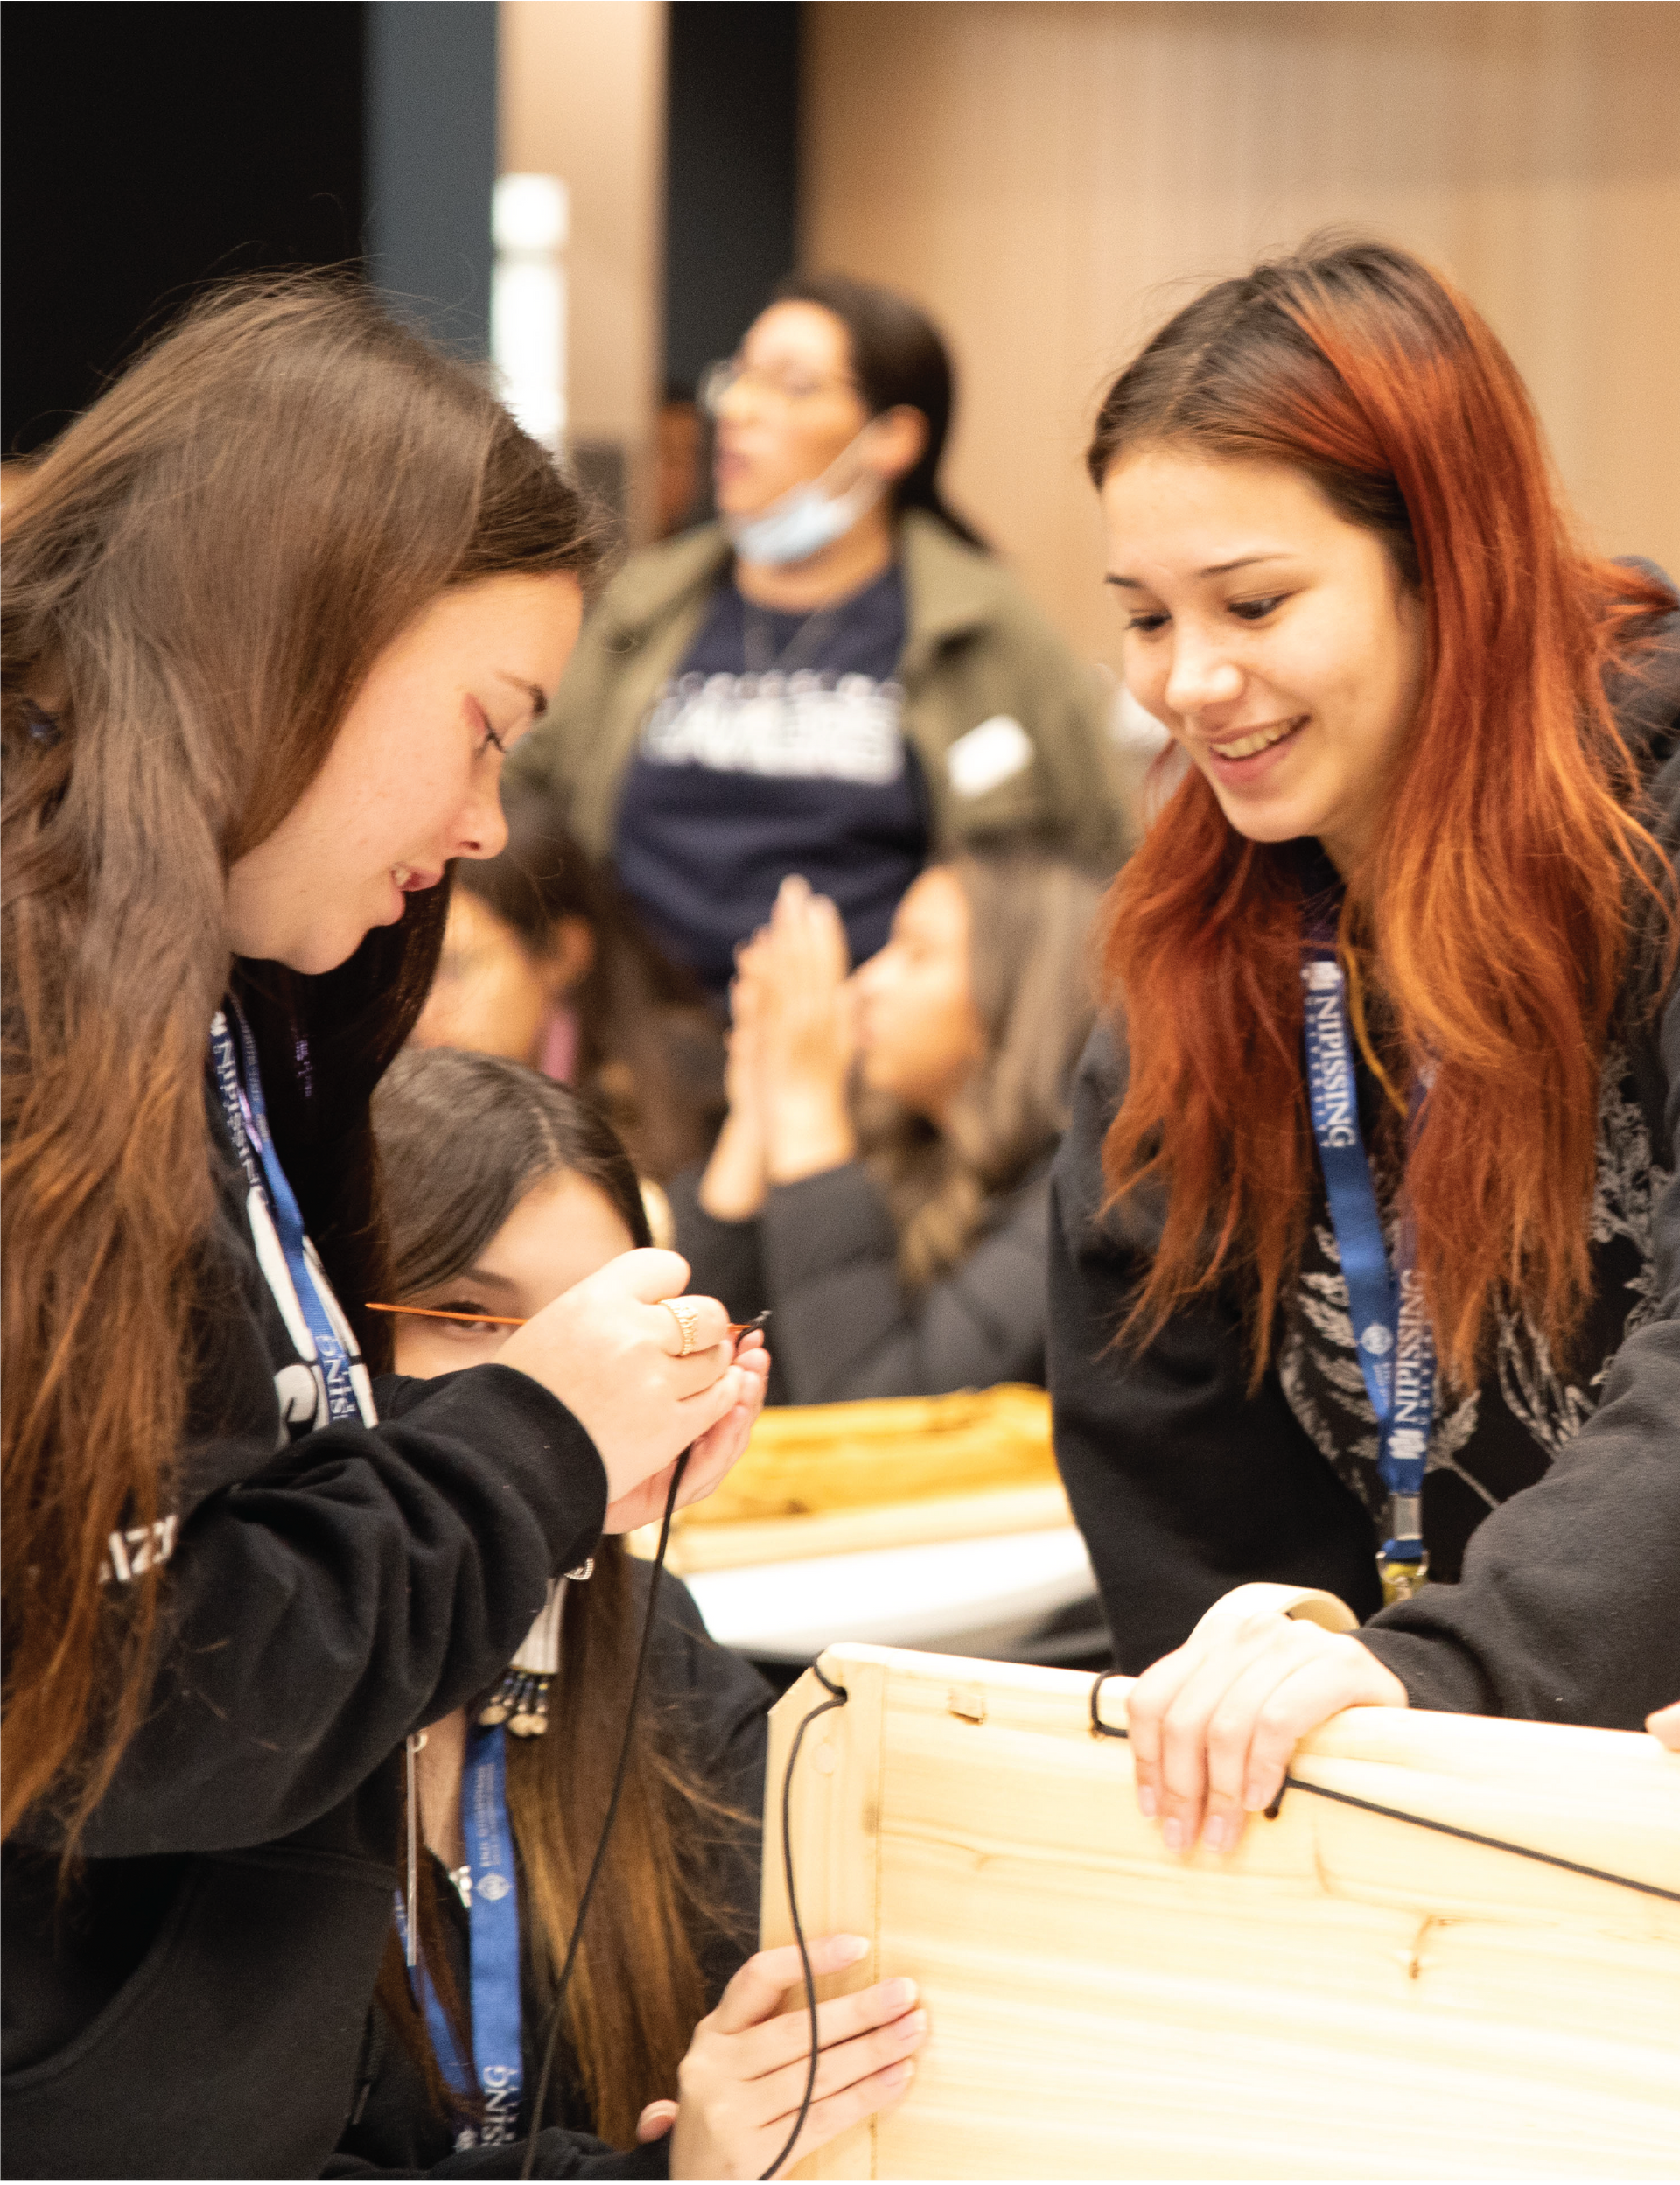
[74,1365,606,1859]
[1048,1024,1382,1673]
[758,1162,1049,1403]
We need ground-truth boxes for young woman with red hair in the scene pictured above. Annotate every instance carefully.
[1050,239,1680,1861]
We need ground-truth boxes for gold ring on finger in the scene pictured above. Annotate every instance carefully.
[662,1298,700,1357]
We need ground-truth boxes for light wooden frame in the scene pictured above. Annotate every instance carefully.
[761,1643,1680,2179]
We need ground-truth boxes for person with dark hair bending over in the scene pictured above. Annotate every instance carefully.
[2,280,921,2180]
[341,1047,800,2167]
[410,769,724,1185]
[1050,238,1680,1861]
[514,273,1128,1005]
[675,851,1102,1403]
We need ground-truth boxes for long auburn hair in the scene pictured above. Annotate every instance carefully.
[2,278,598,1845]
[371,1050,752,2145]
[864,851,1104,1288]
[1088,238,1676,1387]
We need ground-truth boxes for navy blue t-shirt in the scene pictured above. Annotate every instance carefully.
[613,566,929,997]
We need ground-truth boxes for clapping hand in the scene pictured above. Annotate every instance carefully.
[757,875,858,1184]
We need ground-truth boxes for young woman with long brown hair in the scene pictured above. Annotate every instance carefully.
[1,279,920,2178]
[1049,239,1680,1857]
[340,1048,773,2163]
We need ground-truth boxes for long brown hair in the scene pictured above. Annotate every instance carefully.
[864,851,1104,1288]
[1086,238,1676,1385]
[371,1050,752,2145]
[2,277,598,1845]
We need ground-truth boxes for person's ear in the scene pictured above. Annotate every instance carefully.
[863,405,930,487]
[536,914,596,1002]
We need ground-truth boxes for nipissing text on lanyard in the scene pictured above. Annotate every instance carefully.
[210,1005,363,1426]
[1299,942,1435,1602]
[209,1012,524,2139]
[213,1009,524,2132]
[393,1723,525,2149]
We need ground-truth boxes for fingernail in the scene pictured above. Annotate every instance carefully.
[883,2061,914,2089]
[1136,1784,1158,1819]
[886,1978,918,2008]
[899,2010,928,2039]
[1201,1814,1228,1854]
[1161,1817,1185,1853]
[1242,1781,1270,1812]
[836,1935,870,1963]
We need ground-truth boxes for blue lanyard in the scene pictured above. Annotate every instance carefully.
[394,1725,525,2150]
[210,1005,367,1426]
[1299,945,1434,1598]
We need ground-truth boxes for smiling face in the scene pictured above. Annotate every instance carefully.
[390,1167,637,1378]
[225,572,583,974]
[851,866,986,1122]
[1100,452,1426,875]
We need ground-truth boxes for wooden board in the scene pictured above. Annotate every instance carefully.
[671,1384,1054,1529]
[627,1385,1062,1572]
[633,1483,1074,1576]
[760,1643,1680,2179]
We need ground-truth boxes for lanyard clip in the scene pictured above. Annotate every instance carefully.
[1378,1544,1429,1607]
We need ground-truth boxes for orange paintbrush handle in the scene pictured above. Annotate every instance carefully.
[364,1302,772,1337]
[364,1301,526,1327]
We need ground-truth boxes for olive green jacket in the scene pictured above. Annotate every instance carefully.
[513,510,1131,873]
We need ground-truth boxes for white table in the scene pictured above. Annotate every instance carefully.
[685,1524,1099,1663]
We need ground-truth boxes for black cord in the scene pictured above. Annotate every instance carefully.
[519,1447,691,2180]
[760,1661,850,2182]
[1089,1671,1680,1906]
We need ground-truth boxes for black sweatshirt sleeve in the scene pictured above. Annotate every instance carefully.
[71,1364,607,1859]
[1048,1022,1383,1675]
[754,1159,1052,1404]
[1356,971,1680,1727]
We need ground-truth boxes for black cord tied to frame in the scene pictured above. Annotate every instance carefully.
[1088,1670,1680,1907]
[761,1660,850,2181]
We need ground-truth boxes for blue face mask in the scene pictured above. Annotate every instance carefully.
[724,425,886,568]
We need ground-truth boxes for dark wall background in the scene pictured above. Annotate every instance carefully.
[664,0,802,398]
[1,0,497,455]
[365,2,496,354]
[2,2,365,453]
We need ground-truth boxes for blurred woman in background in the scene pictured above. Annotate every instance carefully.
[516,273,1127,1003]
[675,851,1102,1403]
[410,771,724,1182]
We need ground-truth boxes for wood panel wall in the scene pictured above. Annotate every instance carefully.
[802,1,1680,663]
[500,0,666,540]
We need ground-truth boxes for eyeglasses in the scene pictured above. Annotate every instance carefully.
[697,355,863,417]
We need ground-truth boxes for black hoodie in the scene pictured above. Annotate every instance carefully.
[1,1092,661,2179]
[1049,588,1680,1724]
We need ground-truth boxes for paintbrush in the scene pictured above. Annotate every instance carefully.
[366,1302,772,1339]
